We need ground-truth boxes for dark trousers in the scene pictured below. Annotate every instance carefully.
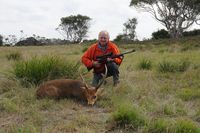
[92,62,119,87]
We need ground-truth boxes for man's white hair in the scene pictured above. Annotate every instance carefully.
[98,30,110,39]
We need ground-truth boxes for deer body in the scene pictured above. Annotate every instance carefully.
[36,79,101,105]
[36,65,107,105]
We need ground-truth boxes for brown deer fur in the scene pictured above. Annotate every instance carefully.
[36,65,107,105]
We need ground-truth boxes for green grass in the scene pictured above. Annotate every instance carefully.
[177,88,200,101]
[0,36,200,132]
[111,102,146,130]
[137,58,152,70]
[157,59,190,73]
[13,55,80,85]
[6,51,22,61]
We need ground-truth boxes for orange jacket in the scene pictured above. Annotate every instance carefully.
[81,41,122,73]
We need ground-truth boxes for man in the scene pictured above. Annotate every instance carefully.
[82,30,123,87]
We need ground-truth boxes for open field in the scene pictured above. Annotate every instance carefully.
[1,36,200,133]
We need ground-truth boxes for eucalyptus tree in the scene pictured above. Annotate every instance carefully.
[130,0,200,38]
[56,14,91,43]
[123,18,138,40]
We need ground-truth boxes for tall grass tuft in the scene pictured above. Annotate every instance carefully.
[147,118,200,133]
[0,98,19,113]
[6,51,22,61]
[174,118,200,133]
[111,103,146,130]
[176,88,200,101]
[137,58,152,70]
[147,118,174,133]
[13,55,80,85]
[157,59,190,73]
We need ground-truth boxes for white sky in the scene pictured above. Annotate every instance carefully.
[0,0,199,40]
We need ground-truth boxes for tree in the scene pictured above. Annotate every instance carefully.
[130,0,200,39]
[0,35,3,46]
[114,18,138,42]
[56,14,91,43]
[123,18,138,40]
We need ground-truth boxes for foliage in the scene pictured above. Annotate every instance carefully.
[147,118,174,133]
[183,29,200,37]
[111,103,146,129]
[56,14,91,43]
[152,29,170,39]
[0,34,3,46]
[6,51,22,61]
[123,18,138,41]
[137,58,152,70]
[13,55,80,85]
[130,0,200,38]
[114,18,138,42]
[153,29,200,39]
[157,59,190,73]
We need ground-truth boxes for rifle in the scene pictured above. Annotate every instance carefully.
[96,49,136,64]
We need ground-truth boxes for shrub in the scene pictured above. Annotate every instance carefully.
[6,51,22,61]
[157,59,190,73]
[111,103,146,130]
[152,29,170,39]
[158,60,176,73]
[137,58,152,70]
[13,55,80,85]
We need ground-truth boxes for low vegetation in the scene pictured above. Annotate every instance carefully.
[0,36,200,133]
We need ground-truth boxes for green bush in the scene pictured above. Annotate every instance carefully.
[6,51,22,61]
[13,55,80,85]
[111,103,146,129]
[157,59,190,73]
[137,58,152,70]
[158,60,176,73]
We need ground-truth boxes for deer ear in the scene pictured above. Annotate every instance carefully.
[96,88,104,96]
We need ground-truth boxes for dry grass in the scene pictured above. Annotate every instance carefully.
[1,38,200,132]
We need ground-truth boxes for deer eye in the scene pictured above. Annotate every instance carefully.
[92,96,96,99]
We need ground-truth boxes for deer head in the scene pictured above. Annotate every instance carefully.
[80,65,107,105]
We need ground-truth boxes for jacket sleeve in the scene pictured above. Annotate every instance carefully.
[81,45,95,69]
[111,43,123,65]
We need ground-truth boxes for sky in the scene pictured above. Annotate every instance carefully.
[0,0,199,41]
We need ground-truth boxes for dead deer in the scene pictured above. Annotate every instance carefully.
[36,65,107,105]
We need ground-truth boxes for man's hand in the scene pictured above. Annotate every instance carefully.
[93,61,101,68]
[107,58,114,62]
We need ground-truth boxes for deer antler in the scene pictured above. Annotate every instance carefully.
[95,64,107,90]
[79,67,89,89]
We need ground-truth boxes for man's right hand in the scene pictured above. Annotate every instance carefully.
[93,61,101,68]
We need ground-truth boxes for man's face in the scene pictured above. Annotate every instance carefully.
[98,33,109,46]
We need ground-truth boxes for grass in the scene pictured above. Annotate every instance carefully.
[6,51,22,61]
[109,102,146,131]
[0,36,200,132]
[13,55,80,86]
